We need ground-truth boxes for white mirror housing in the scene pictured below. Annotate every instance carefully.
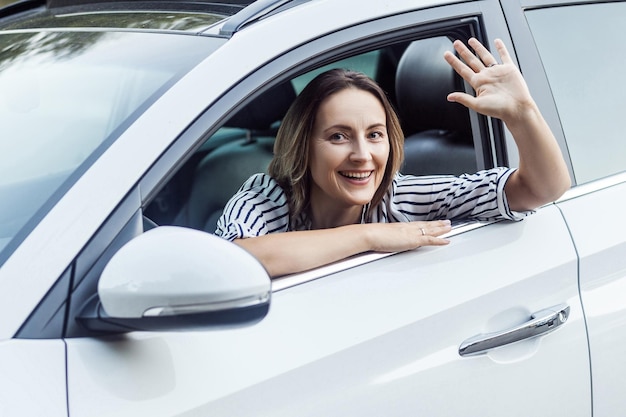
[78,226,271,333]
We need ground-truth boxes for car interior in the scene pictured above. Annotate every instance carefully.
[144,35,477,234]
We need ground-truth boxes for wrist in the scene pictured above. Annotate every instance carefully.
[346,223,377,252]
[503,101,543,135]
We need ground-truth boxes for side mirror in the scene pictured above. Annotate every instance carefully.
[78,226,271,333]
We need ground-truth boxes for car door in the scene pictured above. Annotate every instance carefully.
[0,339,67,417]
[66,210,588,417]
[519,2,626,415]
[62,2,592,416]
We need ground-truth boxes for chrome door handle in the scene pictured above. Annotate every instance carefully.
[459,304,570,357]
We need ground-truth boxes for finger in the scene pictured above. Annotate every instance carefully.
[427,225,453,238]
[446,91,477,109]
[468,37,498,67]
[444,50,478,89]
[417,219,451,228]
[418,220,452,237]
[451,39,485,72]
[418,235,450,247]
[493,38,514,66]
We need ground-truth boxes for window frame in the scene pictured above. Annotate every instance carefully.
[137,2,517,288]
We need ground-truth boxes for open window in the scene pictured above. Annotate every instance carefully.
[144,33,480,235]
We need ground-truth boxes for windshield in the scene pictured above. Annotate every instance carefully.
[1,10,226,32]
[0,29,224,263]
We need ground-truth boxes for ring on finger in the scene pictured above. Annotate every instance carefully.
[420,228,426,236]
[486,63,498,67]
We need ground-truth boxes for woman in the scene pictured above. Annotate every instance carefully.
[215,38,571,277]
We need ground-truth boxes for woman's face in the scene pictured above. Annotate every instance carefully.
[309,87,390,214]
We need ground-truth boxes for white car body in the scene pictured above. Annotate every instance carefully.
[0,0,625,415]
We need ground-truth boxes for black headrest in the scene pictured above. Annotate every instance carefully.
[225,80,296,131]
[395,37,470,136]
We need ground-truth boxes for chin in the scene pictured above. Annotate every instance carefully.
[344,194,376,206]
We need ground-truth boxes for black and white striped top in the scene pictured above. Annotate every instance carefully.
[215,168,530,241]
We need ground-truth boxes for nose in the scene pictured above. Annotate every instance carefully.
[349,136,373,163]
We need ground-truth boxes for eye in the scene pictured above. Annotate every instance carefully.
[368,130,386,141]
[329,132,348,142]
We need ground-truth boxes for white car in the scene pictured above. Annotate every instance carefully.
[0,0,625,415]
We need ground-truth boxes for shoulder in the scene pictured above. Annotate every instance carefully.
[216,173,290,240]
[239,172,280,191]
[234,173,286,202]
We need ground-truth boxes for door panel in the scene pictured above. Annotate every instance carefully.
[558,181,626,417]
[66,205,590,416]
[0,339,67,417]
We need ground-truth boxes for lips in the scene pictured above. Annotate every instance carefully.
[339,171,373,180]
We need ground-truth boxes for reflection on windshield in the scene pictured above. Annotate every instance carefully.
[0,30,222,263]
[2,11,225,32]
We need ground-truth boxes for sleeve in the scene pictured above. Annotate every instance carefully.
[388,168,533,222]
[494,168,532,221]
[214,174,290,241]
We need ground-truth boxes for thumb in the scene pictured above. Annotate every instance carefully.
[447,92,475,109]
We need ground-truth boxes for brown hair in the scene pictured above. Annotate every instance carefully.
[268,68,404,223]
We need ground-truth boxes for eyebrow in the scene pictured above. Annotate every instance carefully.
[322,123,387,133]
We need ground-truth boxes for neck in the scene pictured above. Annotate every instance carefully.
[309,203,363,230]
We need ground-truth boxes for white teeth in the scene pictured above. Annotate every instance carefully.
[341,171,372,179]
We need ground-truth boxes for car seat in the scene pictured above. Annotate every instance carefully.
[179,80,296,233]
[395,36,477,176]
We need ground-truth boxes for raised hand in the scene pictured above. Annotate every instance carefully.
[443,37,570,212]
[443,37,534,124]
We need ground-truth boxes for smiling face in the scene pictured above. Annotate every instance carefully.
[308,87,390,227]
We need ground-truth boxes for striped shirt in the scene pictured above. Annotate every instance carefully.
[215,168,530,241]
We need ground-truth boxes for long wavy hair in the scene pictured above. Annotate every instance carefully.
[268,68,404,224]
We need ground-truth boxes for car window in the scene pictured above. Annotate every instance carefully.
[0,30,223,264]
[291,50,381,93]
[1,11,225,32]
[145,35,478,234]
[526,3,626,184]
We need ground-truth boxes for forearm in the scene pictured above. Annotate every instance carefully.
[233,220,451,278]
[504,103,571,211]
[234,225,373,278]
[444,38,570,211]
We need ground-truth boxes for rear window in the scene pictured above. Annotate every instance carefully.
[526,2,626,184]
